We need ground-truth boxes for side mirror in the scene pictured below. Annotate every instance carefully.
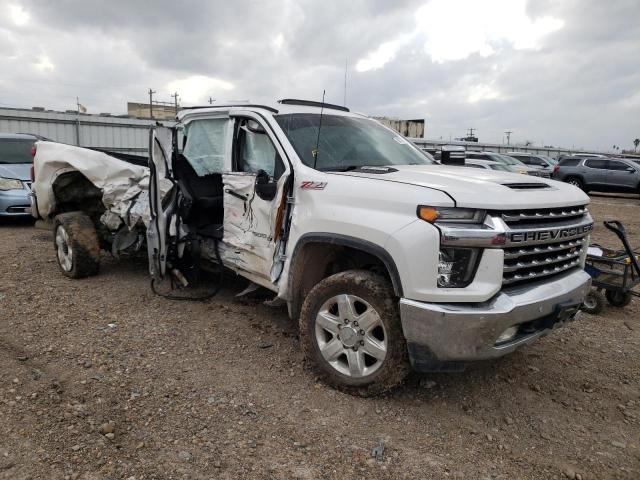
[255,169,277,201]
[626,167,635,173]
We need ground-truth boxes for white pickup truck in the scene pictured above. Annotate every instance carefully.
[31,99,593,395]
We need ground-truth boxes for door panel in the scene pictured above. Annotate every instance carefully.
[146,126,176,279]
[221,172,287,282]
[583,159,608,186]
[606,161,637,190]
[219,113,291,284]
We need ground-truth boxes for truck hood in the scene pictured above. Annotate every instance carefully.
[337,164,589,209]
[0,163,31,181]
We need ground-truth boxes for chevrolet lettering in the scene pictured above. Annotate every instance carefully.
[509,224,593,244]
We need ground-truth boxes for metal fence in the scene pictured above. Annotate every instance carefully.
[0,107,171,155]
[410,137,605,159]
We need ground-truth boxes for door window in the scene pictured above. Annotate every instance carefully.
[608,160,633,171]
[584,159,608,169]
[183,118,232,176]
[236,119,284,179]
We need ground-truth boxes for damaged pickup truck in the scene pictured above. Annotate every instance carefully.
[31,99,594,395]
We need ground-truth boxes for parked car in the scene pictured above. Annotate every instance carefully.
[460,158,520,173]
[464,151,544,177]
[0,133,37,217]
[31,99,593,395]
[507,152,556,177]
[553,157,640,195]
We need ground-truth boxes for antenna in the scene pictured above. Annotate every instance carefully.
[343,58,348,107]
[313,90,326,170]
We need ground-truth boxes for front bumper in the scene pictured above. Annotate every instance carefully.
[0,189,31,217]
[399,268,591,371]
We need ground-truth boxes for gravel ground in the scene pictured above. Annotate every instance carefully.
[0,193,639,480]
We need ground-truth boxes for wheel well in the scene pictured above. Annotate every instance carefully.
[287,236,402,320]
[52,171,104,221]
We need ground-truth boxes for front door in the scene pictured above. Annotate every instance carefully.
[606,160,638,190]
[221,114,290,284]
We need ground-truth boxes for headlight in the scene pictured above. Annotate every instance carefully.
[417,205,485,224]
[437,247,480,288]
[0,177,24,190]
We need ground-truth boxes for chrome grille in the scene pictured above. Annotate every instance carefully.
[503,238,588,285]
[498,205,590,286]
[501,206,587,225]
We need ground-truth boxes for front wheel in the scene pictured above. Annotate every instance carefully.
[299,270,409,396]
[53,212,100,278]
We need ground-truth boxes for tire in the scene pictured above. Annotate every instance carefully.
[581,290,604,315]
[566,177,584,190]
[605,289,632,308]
[299,270,410,396]
[53,212,100,278]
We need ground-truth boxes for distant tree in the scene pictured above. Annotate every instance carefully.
[634,138,639,152]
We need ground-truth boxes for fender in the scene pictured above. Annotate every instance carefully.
[289,232,404,297]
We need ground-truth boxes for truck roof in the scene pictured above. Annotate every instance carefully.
[177,99,364,122]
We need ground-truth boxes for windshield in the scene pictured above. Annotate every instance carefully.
[489,163,512,171]
[490,153,524,166]
[0,139,34,164]
[275,113,434,170]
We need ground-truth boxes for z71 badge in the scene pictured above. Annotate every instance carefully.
[300,181,327,190]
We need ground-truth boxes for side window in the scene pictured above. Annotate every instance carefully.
[560,158,580,167]
[608,161,631,171]
[584,159,608,169]
[236,119,284,179]
[465,163,484,169]
[514,156,530,164]
[183,118,232,176]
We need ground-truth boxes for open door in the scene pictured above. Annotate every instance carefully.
[146,126,176,279]
[221,115,290,284]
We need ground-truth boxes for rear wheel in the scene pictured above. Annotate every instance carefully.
[299,270,409,396]
[605,289,632,308]
[566,177,584,190]
[581,290,604,315]
[53,212,100,278]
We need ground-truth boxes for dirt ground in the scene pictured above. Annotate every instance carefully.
[1,193,639,480]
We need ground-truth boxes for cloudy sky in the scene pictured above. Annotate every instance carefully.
[0,0,638,151]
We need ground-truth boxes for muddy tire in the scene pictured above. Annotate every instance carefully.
[581,290,604,315]
[299,270,410,396]
[605,289,632,308]
[53,212,100,279]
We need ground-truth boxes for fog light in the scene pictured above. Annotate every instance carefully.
[437,248,480,288]
[496,326,519,344]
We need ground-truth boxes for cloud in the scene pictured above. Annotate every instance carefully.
[8,3,30,26]
[166,76,235,104]
[0,0,636,151]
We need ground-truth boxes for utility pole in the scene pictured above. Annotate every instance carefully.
[148,88,156,118]
[505,131,512,145]
[171,92,179,114]
[208,97,215,105]
[467,127,476,138]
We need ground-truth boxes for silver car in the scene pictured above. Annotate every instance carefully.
[553,157,640,195]
[0,133,36,217]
